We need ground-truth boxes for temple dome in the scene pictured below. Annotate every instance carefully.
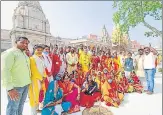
[13,1,50,34]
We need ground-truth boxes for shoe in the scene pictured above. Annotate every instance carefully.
[144,90,148,92]
[147,91,153,95]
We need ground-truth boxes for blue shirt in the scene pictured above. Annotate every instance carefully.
[124,58,133,72]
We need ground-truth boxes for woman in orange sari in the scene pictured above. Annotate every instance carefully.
[58,73,80,114]
[80,74,101,108]
[106,71,124,107]
[112,51,122,72]
[95,71,122,108]
[105,52,113,72]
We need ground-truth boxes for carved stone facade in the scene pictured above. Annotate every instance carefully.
[10,1,53,51]
[1,29,12,52]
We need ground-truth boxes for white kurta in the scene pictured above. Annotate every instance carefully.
[135,55,145,78]
[58,53,67,77]
[66,52,78,74]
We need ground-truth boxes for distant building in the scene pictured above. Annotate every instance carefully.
[88,34,98,40]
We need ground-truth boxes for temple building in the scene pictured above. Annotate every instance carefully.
[1,1,112,52]
[10,1,53,51]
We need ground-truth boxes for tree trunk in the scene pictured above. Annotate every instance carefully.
[143,21,162,37]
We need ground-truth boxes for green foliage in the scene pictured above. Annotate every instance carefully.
[113,1,162,37]
[158,68,162,73]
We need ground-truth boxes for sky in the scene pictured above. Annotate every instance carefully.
[1,1,162,47]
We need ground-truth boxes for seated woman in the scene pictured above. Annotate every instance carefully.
[58,74,80,114]
[118,72,134,93]
[73,70,85,87]
[80,73,101,108]
[129,71,144,93]
[90,69,97,81]
[100,71,124,108]
[42,81,71,115]
[94,71,118,107]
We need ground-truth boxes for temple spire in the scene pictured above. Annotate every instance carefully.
[101,25,109,43]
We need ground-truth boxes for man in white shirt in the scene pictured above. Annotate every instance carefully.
[143,47,156,95]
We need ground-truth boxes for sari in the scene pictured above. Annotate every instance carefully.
[106,79,124,107]
[58,81,80,114]
[42,81,71,115]
[80,80,101,108]
[28,55,47,112]
[129,75,143,93]
[74,73,85,87]
[91,55,100,70]
[95,77,121,107]
[105,57,113,72]
[101,55,107,67]
[51,54,62,77]
[118,77,134,93]
[79,53,90,73]
[112,56,122,72]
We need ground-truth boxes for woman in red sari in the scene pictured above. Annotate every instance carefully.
[91,51,100,70]
[118,72,128,93]
[73,70,85,87]
[106,71,124,107]
[51,48,62,78]
[58,73,80,114]
[80,74,101,108]
[101,51,107,69]
[129,71,144,93]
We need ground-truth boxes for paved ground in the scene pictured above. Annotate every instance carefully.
[1,67,162,115]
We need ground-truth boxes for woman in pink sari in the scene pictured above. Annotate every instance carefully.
[58,73,80,114]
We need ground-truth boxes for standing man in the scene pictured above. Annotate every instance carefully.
[143,47,156,94]
[124,52,134,78]
[1,37,31,115]
[66,47,78,74]
[119,51,126,69]
[135,49,145,80]
[58,47,67,78]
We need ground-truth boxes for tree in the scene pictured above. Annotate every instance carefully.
[111,24,129,51]
[113,1,162,38]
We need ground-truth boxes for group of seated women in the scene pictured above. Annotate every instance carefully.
[41,66,144,115]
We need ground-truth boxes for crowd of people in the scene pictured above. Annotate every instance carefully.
[1,37,161,115]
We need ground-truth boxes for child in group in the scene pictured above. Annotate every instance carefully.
[129,71,144,93]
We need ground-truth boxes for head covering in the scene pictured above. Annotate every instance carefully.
[103,68,108,74]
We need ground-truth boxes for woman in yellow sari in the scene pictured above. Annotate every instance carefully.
[28,45,47,115]
[95,71,124,108]
[79,47,91,75]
